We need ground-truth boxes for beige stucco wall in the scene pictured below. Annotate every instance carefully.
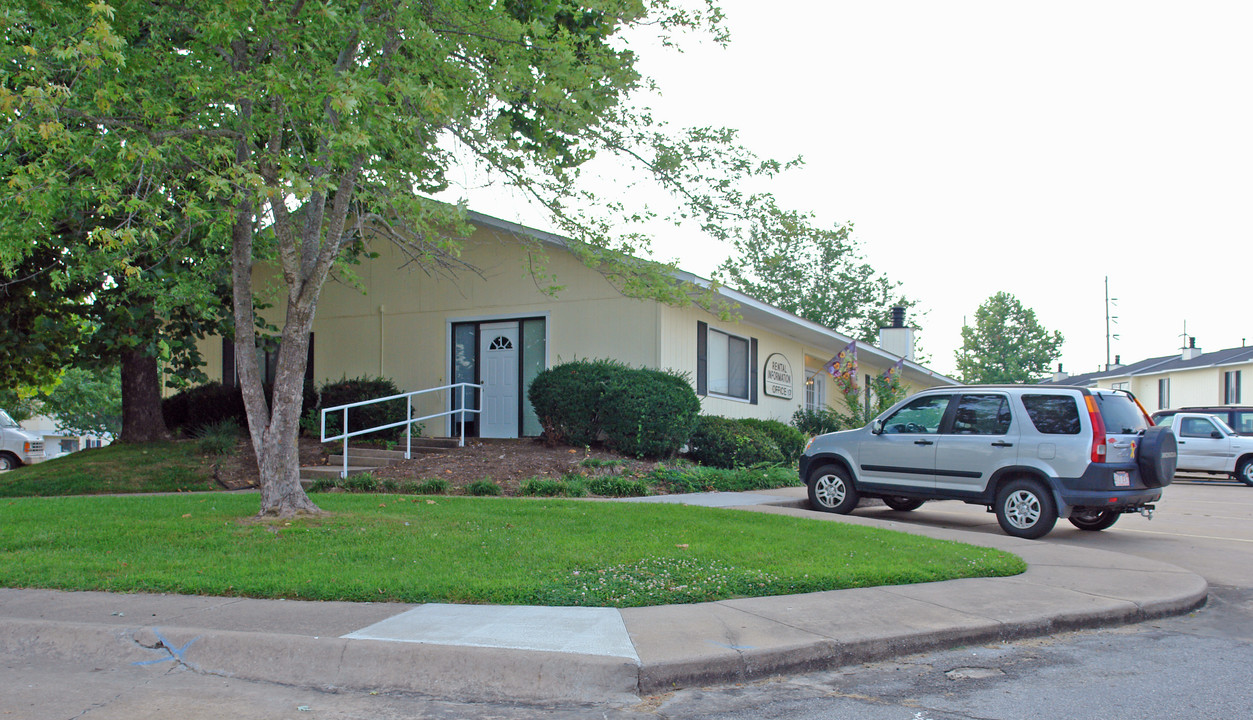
[194,219,947,435]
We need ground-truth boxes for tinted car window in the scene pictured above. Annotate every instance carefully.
[882,395,950,434]
[1234,412,1253,434]
[1093,393,1149,434]
[951,394,1011,435]
[1021,394,1081,435]
[1179,417,1217,437]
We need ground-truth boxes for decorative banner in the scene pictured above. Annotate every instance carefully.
[763,353,794,399]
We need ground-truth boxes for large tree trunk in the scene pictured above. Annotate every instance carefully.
[117,348,171,443]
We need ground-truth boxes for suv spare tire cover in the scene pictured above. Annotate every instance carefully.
[1137,425,1177,488]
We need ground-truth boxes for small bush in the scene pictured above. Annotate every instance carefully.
[307,478,337,492]
[407,478,450,495]
[520,478,568,497]
[528,359,626,446]
[792,407,844,436]
[342,473,379,492]
[687,415,784,469]
[193,420,240,456]
[163,382,246,436]
[645,464,800,494]
[466,479,502,496]
[579,458,626,470]
[319,376,407,442]
[599,368,700,459]
[586,476,650,498]
[738,418,806,464]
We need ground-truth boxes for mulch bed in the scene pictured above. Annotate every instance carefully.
[217,436,664,496]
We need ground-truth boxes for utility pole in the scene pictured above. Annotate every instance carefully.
[1104,277,1119,370]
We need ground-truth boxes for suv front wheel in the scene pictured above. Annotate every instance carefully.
[807,464,860,514]
[995,478,1058,539]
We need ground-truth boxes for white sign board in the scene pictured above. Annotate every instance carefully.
[763,353,793,400]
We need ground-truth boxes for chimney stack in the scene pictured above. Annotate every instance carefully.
[1181,337,1202,361]
[1052,363,1069,383]
[878,306,915,361]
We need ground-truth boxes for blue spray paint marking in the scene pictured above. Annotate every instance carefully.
[133,628,201,666]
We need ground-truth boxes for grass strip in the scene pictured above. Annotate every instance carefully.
[0,494,1024,607]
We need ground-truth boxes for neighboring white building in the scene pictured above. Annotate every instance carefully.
[20,414,112,459]
[1042,340,1252,412]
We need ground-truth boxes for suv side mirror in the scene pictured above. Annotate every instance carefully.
[871,419,884,435]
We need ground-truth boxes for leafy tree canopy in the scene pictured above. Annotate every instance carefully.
[715,205,918,343]
[955,291,1064,384]
[2,0,841,515]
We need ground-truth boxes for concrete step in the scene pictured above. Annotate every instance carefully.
[328,453,405,467]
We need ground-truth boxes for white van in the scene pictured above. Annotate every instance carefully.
[0,409,46,470]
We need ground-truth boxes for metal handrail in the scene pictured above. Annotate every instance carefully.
[320,382,482,479]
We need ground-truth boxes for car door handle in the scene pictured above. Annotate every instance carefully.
[914,440,934,446]
[991,441,1014,448]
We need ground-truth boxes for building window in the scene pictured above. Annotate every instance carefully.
[1111,381,1129,391]
[1158,378,1170,409]
[1225,370,1242,404]
[708,328,750,399]
[804,370,826,412]
[696,321,757,403]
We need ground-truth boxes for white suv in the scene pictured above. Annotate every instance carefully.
[800,386,1176,538]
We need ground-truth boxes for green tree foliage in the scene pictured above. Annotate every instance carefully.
[34,367,123,438]
[3,1,839,516]
[715,205,917,342]
[955,292,1064,384]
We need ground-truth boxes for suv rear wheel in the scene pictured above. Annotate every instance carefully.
[1068,508,1120,531]
[883,496,925,512]
[807,464,859,514]
[995,478,1058,539]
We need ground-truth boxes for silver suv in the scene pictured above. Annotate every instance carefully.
[799,386,1176,538]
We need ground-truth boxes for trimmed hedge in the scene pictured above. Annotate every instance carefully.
[687,415,784,469]
[599,368,699,458]
[528,360,699,458]
[527,358,625,447]
[738,418,806,464]
[318,376,407,442]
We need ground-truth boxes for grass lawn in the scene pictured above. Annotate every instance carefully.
[0,493,1025,607]
[0,442,219,497]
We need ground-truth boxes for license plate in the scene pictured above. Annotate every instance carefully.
[1114,471,1130,487]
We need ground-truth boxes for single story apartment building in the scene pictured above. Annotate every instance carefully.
[1045,339,1251,415]
[196,211,957,439]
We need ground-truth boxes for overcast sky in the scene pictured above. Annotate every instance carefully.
[448,1,1253,377]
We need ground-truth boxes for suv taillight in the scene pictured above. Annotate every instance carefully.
[1085,396,1107,463]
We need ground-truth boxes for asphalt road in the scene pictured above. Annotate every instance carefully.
[3,479,1249,720]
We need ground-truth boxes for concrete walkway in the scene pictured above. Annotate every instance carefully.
[0,487,1207,704]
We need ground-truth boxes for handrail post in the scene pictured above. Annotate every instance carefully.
[459,383,466,447]
[405,396,412,460]
[341,407,349,479]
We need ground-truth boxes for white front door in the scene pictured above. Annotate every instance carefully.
[479,322,519,438]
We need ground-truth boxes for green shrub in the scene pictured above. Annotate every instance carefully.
[645,464,800,494]
[163,379,318,437]
[307,477,338,492]
[687,415,784,469]
[528,359,626,446]
[598,368,700,459]
[520,478,567,497]
[342,473,379,492]
[466,479,502,496]
[406,478,449,495]
[586,476,650,498]
[163,382,246,436]
[792,407,844,436]
[192,420,241,456]
[738,418,806,464]
[319,376,407,442]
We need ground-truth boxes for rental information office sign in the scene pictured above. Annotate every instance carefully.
[763,353,793,400]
